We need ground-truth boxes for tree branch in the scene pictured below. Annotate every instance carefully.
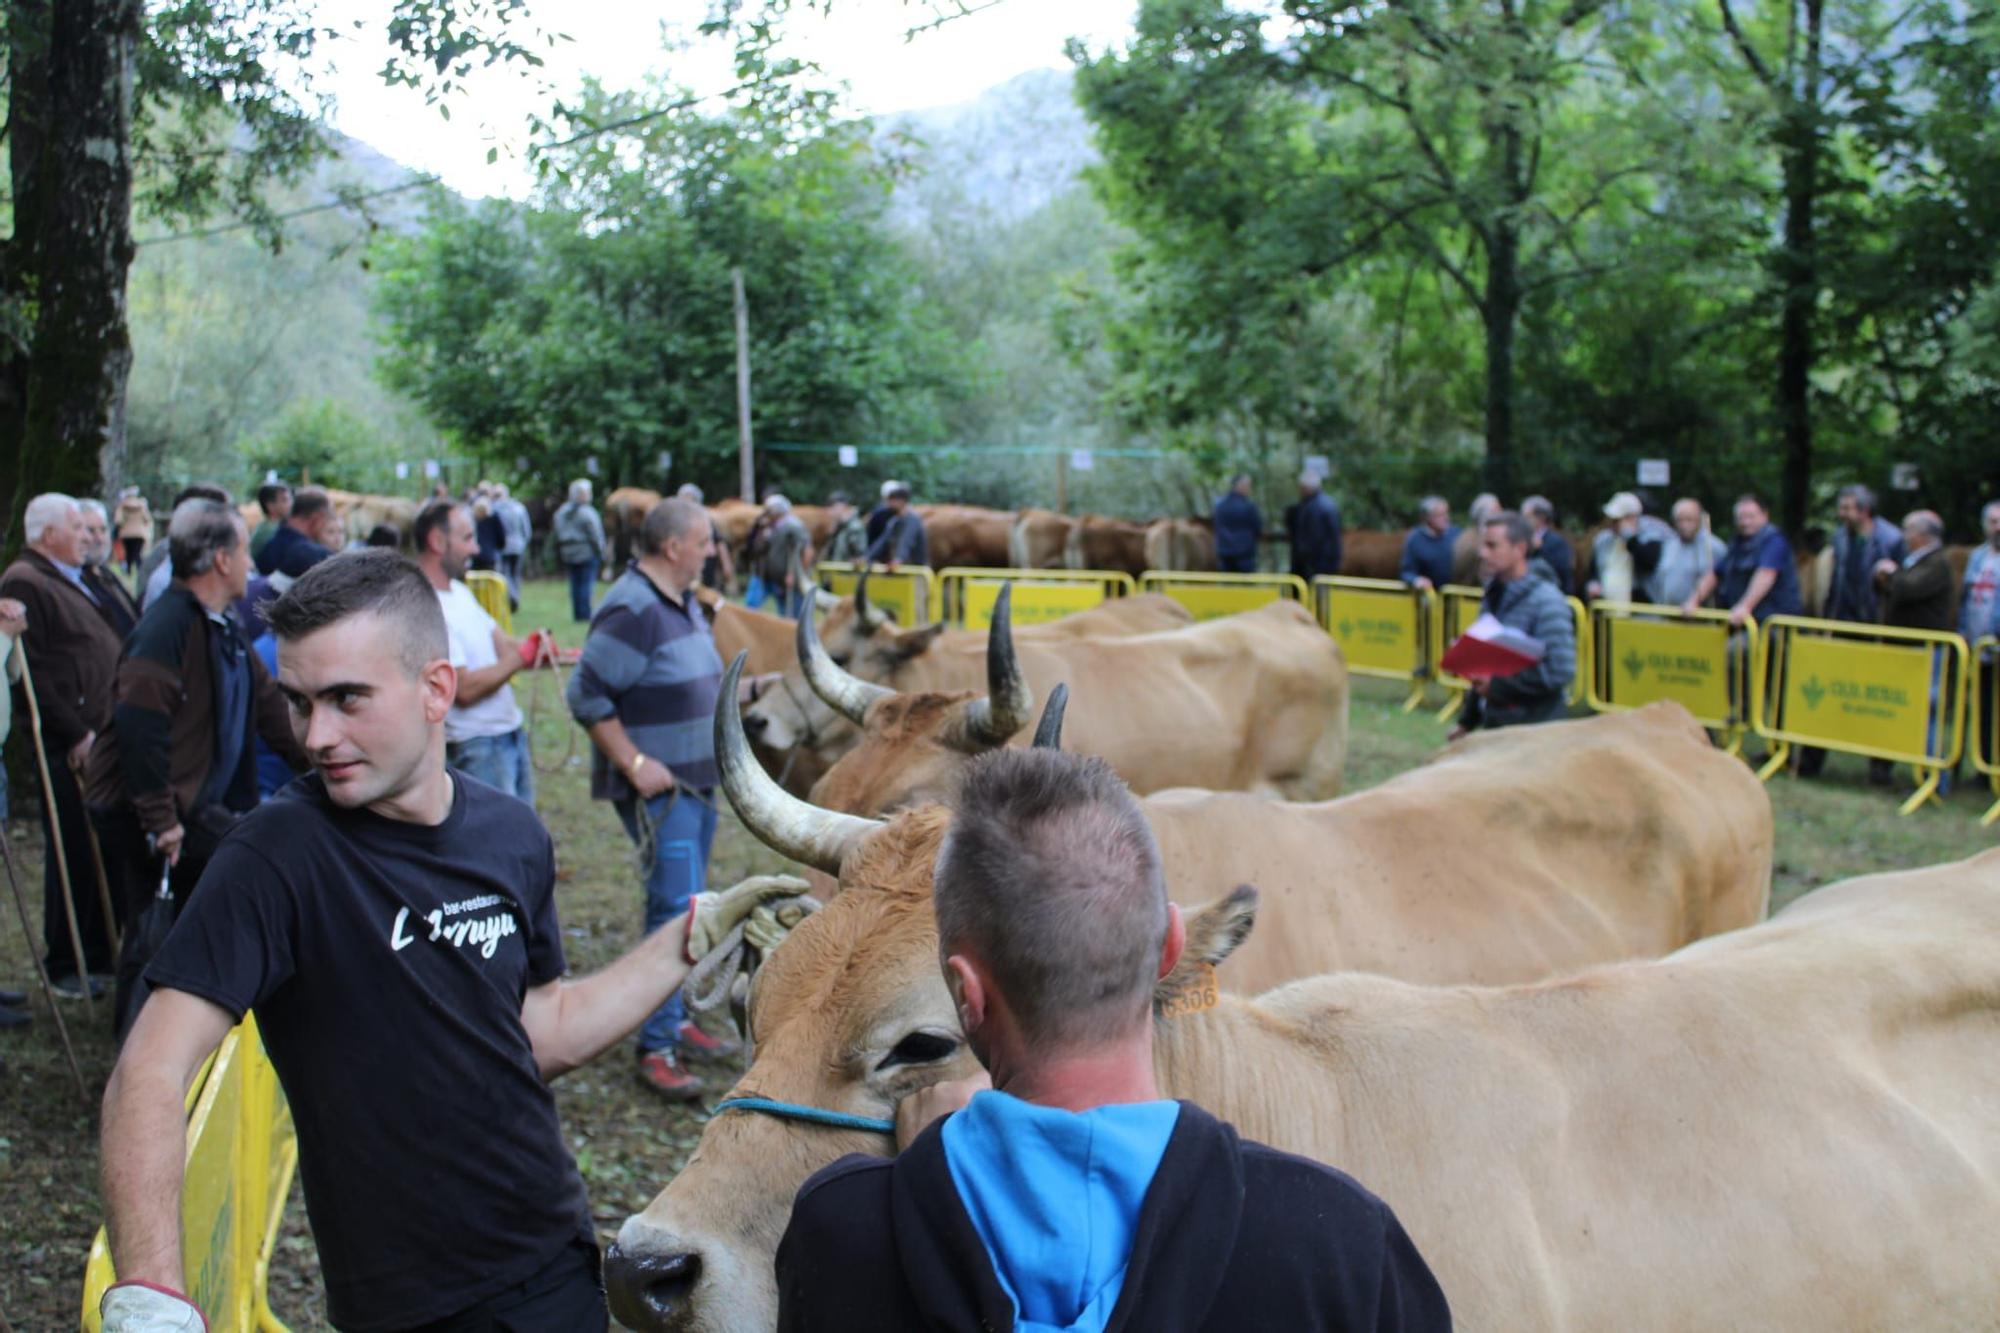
[1717,0,1775,87]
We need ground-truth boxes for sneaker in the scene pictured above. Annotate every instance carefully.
[50,973,106,1000]
[675,1020,742,1065]
[637,1049,706,1102]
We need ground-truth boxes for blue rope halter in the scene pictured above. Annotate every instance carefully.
[711,1096,896,1136]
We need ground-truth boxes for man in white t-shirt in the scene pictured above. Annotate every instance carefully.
[414,499,535,803]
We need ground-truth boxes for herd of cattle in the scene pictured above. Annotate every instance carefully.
[582,577,2000,1332]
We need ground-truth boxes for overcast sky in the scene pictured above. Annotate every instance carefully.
[306,0,1141,198]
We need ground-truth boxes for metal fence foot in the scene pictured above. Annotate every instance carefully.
[1755,742,1790,782]
[1897,768,1942,816]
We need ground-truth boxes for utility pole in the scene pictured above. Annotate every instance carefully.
[732,267,754,502]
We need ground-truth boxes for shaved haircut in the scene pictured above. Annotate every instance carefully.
[642,496,708,553]
[936,750,1168,1049]
[266,549,447,675]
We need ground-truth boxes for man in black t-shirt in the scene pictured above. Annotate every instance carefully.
[97,550,808,1333]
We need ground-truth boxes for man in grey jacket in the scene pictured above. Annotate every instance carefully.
[494,483,534,600]
[1457,510,1575,735]
[554,479,608,622]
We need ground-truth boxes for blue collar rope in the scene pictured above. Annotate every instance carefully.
[711,1096,896,1136]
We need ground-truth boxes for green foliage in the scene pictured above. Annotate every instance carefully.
[237,397,404,488]
[372,85,968,501]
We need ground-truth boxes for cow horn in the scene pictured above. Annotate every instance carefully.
[961,584,1034,746]
[854,566,889,630]
[797,593,893,725]
[1031,683,1068,750]
[716,651,881,875]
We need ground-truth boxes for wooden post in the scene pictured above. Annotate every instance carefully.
[733,267,754,501]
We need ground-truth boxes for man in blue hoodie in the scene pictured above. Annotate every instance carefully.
[775,748,1450,1332]
[1211,473,1262,574]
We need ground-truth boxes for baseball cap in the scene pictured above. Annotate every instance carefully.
[1602,492,1643,520]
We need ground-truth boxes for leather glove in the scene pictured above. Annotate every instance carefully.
[101,1282,207,1332]
[685,875,812,962]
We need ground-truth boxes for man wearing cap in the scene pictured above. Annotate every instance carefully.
[749,496,812,617]
[1289,470,1343,580]
[1585,492,1667,603]
[865,484,929,572]
[865,480,900,551]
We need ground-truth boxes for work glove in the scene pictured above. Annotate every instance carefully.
[101,1282,207,1332]
[685,874,812,963]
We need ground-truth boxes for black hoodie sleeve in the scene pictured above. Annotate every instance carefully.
[1372,1203,1454,1331]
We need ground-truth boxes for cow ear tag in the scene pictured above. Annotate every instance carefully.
[1158,962,1220,1019]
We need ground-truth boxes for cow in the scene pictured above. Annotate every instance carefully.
[1007,507,1074,568]
[603,685,1826,1333]
[1143,515,1215,572]
[801,588,1350,811]
[742,584,1194,785]
[1337,527,1405,580]
[1063,513,1150,575]
[603,487,663,568]
[915,504,1013,568]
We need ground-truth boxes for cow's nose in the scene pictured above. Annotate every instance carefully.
[742,711,769,737]
[604,1242,703,1331]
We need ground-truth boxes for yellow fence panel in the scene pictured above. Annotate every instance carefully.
[1973,636,1998,827]
[814,562,936,626]
[1311,576,1433,710]
[1752,615,1968,815]
[937,567,1134,629]
[83,1014,296,1332]
[465,570,513,634]
[1585,604,1754,743]
[1136,571,1308,622]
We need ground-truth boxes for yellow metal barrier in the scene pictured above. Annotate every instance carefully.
[1752,615,1968,815]
[465,570,513,634]
[1433,584,1589,721]
[83,1014,296,1332]
[815,561,937,626]
[1970,636,1998,827]
[1585,604,1756,751]
[1311,576,1434,711]
[937,567,1134,629]
[1137,570,1308,622]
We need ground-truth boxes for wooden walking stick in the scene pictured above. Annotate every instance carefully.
[14,649,98,1007]
[0,828,89,1101]
[83,812,121,957]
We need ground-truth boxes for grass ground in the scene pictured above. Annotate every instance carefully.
[1,577,1992,1328]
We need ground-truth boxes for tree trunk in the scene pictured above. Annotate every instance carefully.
[1480,118,1525,501]
[2,0,139,550]
[1774,0,1823,538]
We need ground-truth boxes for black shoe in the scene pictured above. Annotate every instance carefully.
[0,1004,29,1029]
[50,973,107,1000]
[0,988,25,1007]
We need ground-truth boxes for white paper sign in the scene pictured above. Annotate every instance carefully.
[585,456,600,476]
[657,451,673,474]
[838,445,859,468]
[1304,454,1331,479]
[1070,449,1095,472]
[423,459,440,479]
[395,461,410,480]
[1892,462,1919,491]
[1637,459,1670,486]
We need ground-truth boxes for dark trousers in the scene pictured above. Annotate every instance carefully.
[36,743,113,980]
[567,559,600,622]
[408,1238,606,1332]
[1218,552,1256,574]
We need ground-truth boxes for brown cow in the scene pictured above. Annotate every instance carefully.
[603,691,1813,1333]
[603,487,663,568]
[1338,528,1405,580]
[1063,513,1150,575]
[1143,516,1215,572]
[1008,507,1075,568]
[800,588,1349,812]
[917,504,1013,568]
[742,588,1194,779]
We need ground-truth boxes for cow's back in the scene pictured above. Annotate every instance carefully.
[1338,529,1404,580]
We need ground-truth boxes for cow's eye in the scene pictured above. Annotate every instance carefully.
[876,1031,959,1071]
[830,652,852,668]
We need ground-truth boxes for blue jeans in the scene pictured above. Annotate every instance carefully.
[615,788,718,1053]
[449,729,535,805]
[1218,552,1256,574]
[745,576,802,617]
[567,558,599,622]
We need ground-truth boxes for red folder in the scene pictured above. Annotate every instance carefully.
[1440,613,1545,680]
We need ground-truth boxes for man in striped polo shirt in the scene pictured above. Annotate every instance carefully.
[568,496,737,1099]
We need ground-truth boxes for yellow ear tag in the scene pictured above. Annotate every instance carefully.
[1159,962,1220,1019]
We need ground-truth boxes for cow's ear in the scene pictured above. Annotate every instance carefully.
[880,622,948,663]
[1155,886,1258,1017]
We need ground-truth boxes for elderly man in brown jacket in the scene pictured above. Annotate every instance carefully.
[83,498,304,1035]
[1875,509,1959,791]
[1,493,127,995]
